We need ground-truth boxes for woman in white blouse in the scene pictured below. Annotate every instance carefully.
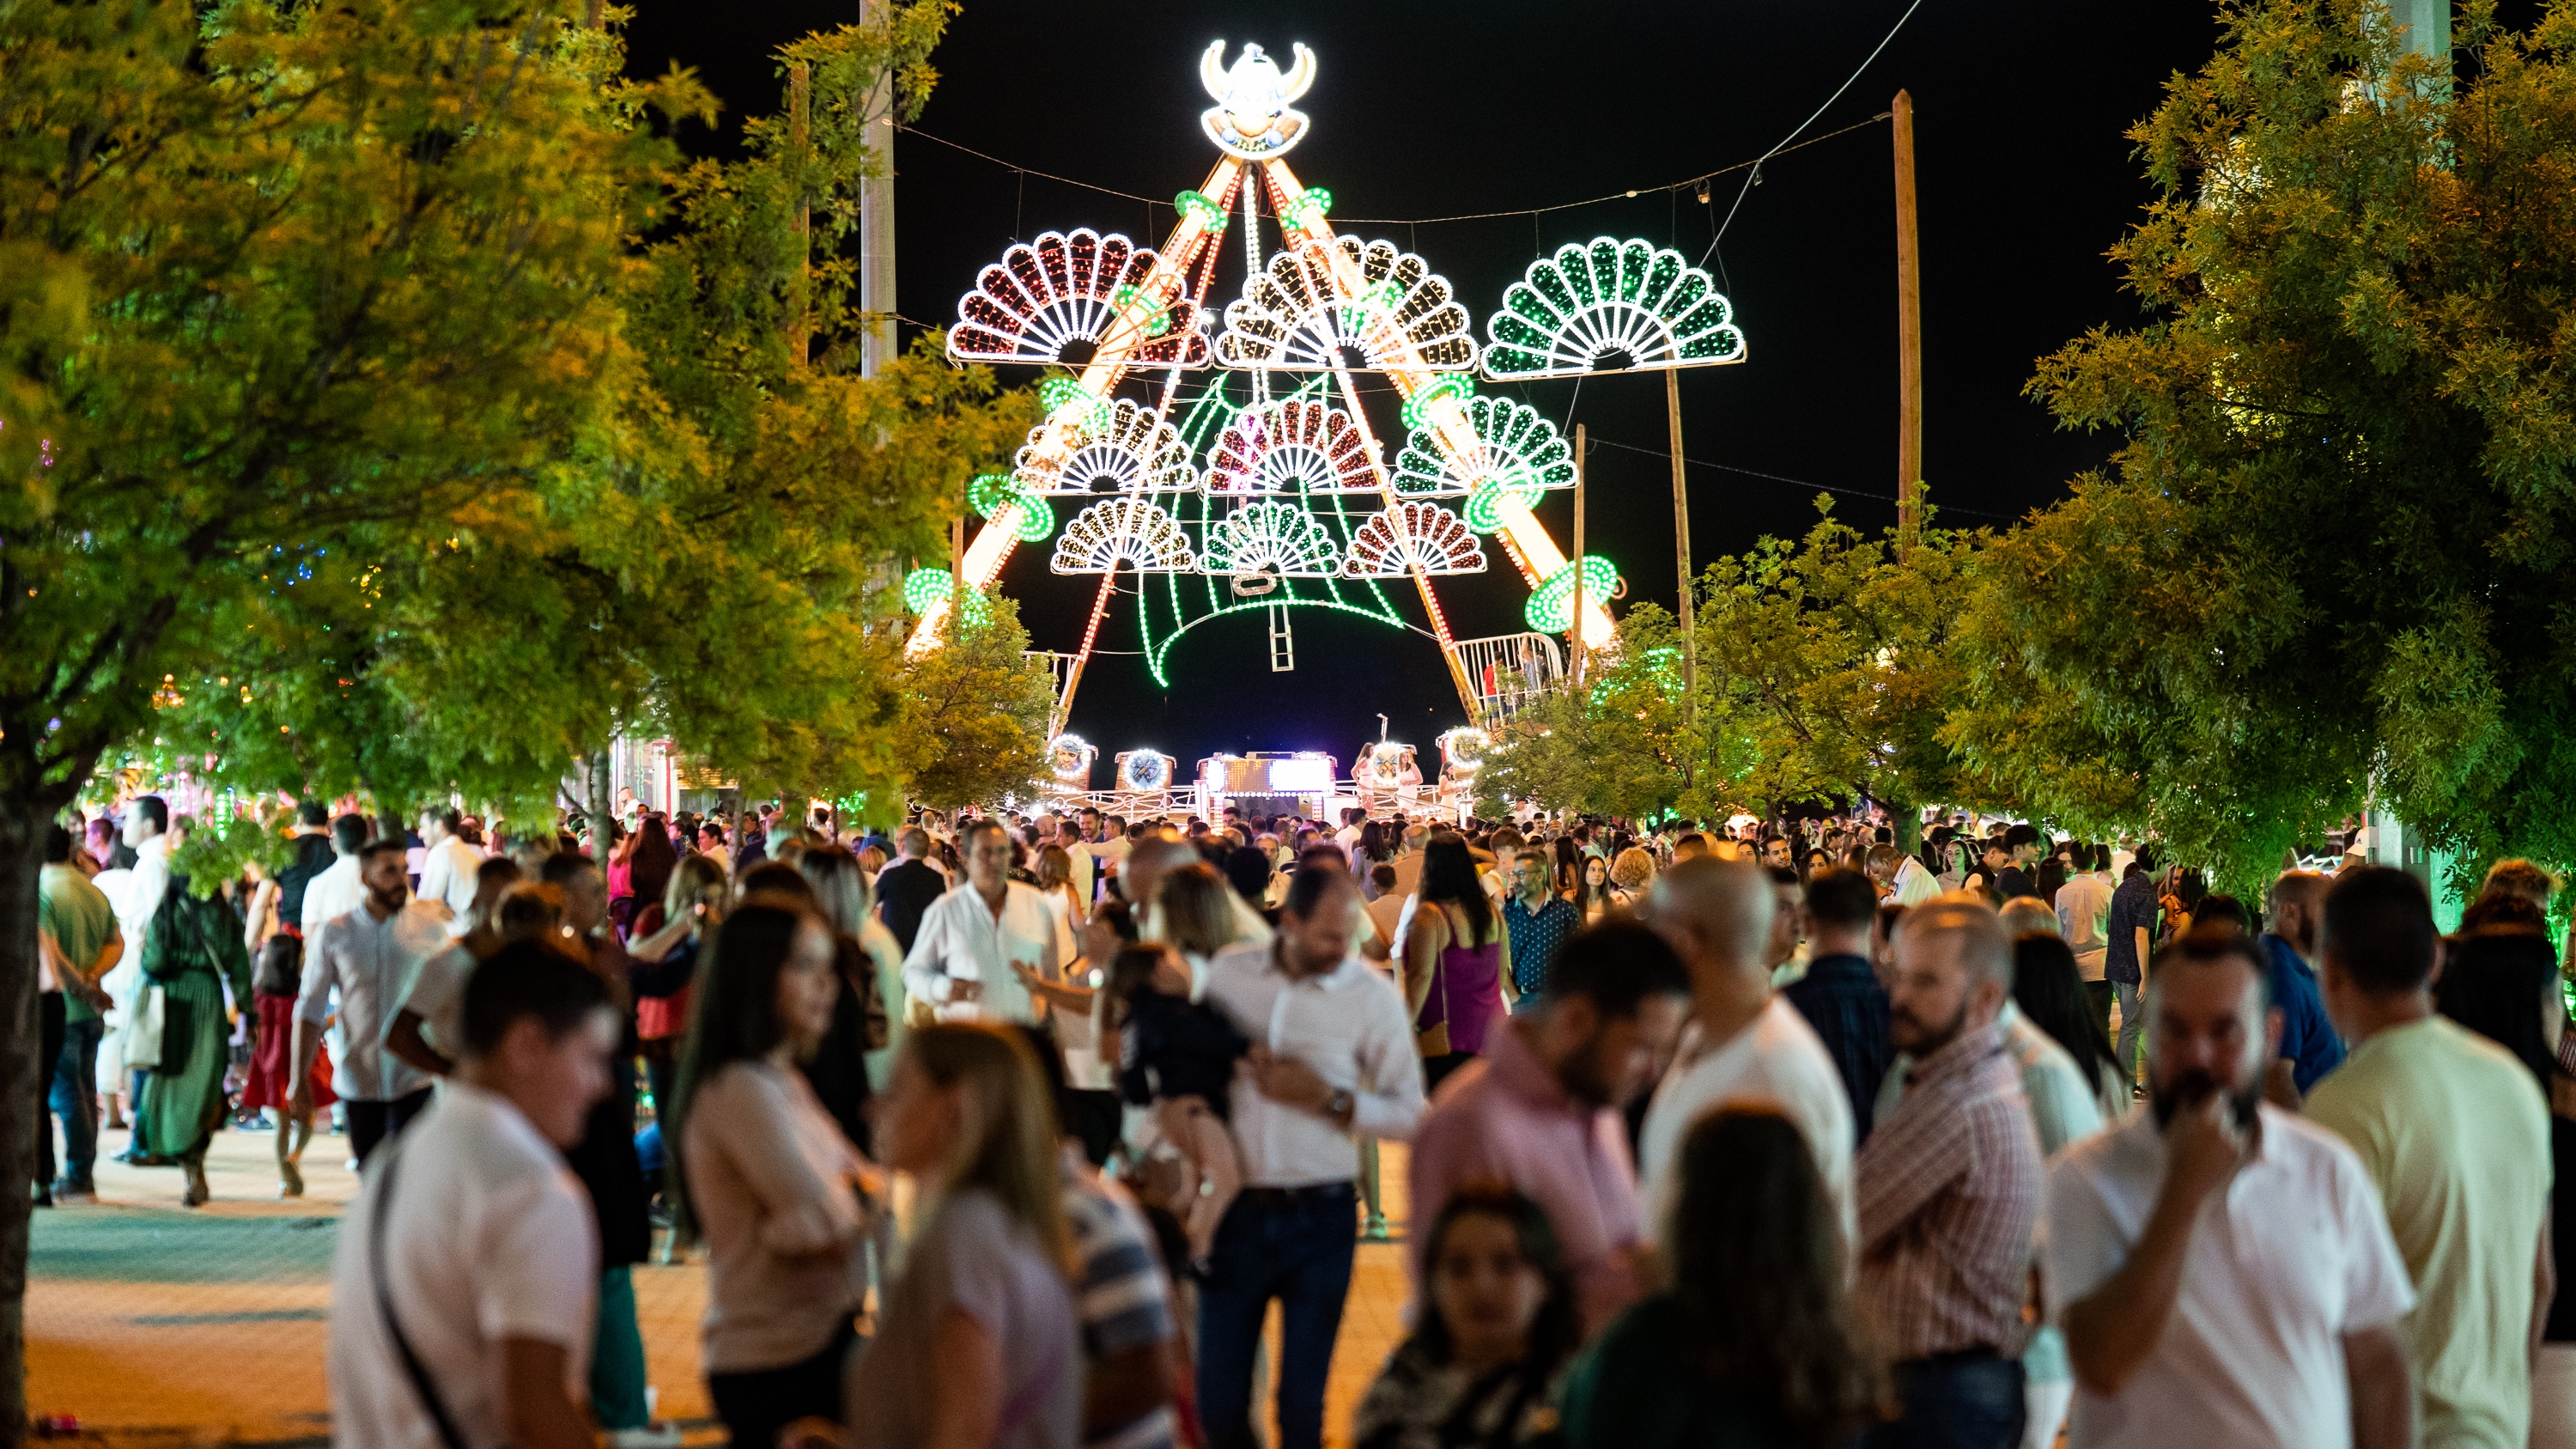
[675,898,878,1449]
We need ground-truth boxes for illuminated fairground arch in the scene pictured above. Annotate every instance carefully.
[909,39,1747,735]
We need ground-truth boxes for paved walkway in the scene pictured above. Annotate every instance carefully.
[29,1123,1413,1448]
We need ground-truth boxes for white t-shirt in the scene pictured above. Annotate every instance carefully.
[2038,1104,2415,1449]
[415,837,485,935]
[329,1082,597,1449]
[1637,996,1856,1251]
[2055,871,2116,981]
[301,855,365,936]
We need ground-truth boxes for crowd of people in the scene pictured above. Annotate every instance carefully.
[27,791,2575,1449]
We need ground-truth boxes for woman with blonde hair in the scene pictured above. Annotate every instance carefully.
[839,1023,1082,1449]
[1034,843,1087,933]
[793,848,899,1133]
[1607,848,1656,912]
[1157,863,1237,991]
[633,852,727,1118]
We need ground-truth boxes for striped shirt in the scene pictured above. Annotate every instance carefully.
[1854,1018,2042,1362]
[1063,1168,1177,1449]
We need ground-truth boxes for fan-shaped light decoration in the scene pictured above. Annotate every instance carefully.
[1115,749,1175,793]
[1437,727,1492,773]
[949,228,1208,368]
[1217,236,1477,372]
[1392,395,1575,508]
[1341,502,1485,577]
[1524,555,1620,633]
[1050,498,1197,575]
[1203,398,1379,496]
[1200,501,1340,578]
[1047,733,1097,782]
[1480,237,1747,381]
[1015,398,1197,496]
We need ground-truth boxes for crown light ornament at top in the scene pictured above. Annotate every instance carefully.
[1200,41,1316,160]
[1480,238,1747,381]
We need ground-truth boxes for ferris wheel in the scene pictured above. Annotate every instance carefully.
[911,40,1747,732]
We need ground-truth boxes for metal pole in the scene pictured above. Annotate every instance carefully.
[1571,424,1586,691]
[1893,88,1923,557]
[860,0,897,377]
[1665,369,1695,704]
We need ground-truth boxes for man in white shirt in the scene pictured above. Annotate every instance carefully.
[330,940,617,1449]
[902,819,1072,1025]
[1197,866,1424,1449]
[301,813,373,936]
[293,840,456,1166]
[1054,817,1096,905]
[1635,857,1856,1251]
[2054,843,2117,1025]
[2040,928,2415,1449]
[694,820,731,876]
[414,807,483,935]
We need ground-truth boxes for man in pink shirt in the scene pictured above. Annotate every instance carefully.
[1406,920,1693,1332]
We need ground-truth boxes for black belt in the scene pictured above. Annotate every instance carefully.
[1237,1182,1357,1207]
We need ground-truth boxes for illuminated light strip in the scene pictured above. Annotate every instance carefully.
[1269,160,1614,652]
[909,157,1245,654]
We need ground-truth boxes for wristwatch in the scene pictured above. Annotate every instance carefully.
[1324,1087,1355,1121]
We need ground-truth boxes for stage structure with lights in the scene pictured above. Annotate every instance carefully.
[909,40,1747,805]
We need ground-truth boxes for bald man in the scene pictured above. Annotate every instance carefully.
[1633,857,1856,1252]
[2254,870,2344,1103]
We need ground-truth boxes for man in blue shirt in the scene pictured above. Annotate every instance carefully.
[1499,849,1579,1005]
[2103,851,2160,1087]
[2256,869,2346,1099]
[1779,867,1894,1142]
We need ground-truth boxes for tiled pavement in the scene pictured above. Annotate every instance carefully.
[29,1123,1414,1448]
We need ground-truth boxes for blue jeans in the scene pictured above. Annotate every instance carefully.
[49,1017,104,1185]
[1864,1350,2025,1449]
[1196,1184,1357,1449]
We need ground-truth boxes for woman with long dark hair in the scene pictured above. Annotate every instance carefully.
[1558,1105,1885,1449]
[627,814,679,932]
[675,897,874,1449]
[1353,820,1395,898]
[1352,1185,1579,1449]
[1402,836,1512,1093]
[2009,933,2124,1117]
[1571,855,1616,923]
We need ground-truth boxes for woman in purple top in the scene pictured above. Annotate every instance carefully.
[1404,837,1515,1094]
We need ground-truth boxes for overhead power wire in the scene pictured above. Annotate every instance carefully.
[1586,436,2016,521]
[1704,0,1927,264]
[901,114,1891,230]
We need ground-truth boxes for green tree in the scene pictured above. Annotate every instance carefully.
[1693,499,1988,848]
[1477,606,1713,822]
[0,0,687,1420]
[894,590,1057,812]
[1953,0,2576,892]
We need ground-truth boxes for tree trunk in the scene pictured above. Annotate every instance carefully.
[586,749,616,858]
[1893,803,1922,855]
[0,793,56,1446]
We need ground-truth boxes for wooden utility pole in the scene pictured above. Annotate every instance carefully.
[1666,368,1696,703]
[1571,423,1587,690]
[1893,88,1923,557]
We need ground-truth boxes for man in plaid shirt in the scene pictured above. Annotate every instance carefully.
[1855,895,2044,1449]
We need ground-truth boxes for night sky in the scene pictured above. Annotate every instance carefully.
[623,1,2242,782]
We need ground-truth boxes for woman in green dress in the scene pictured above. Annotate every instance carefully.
[135,875,252,1207]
